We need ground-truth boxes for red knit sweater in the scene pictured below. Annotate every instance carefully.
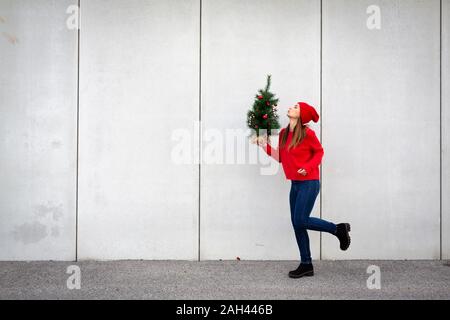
[264,127,323,180]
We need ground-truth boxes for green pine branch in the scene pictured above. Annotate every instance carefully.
[246,74,281,136]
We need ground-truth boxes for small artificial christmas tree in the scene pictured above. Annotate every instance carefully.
[246,75,281,142]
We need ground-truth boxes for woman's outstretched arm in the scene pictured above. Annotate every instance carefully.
[261,141,281,162]
[258,128,284,163]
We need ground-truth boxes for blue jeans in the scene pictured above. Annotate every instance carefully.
[289,179,337,264]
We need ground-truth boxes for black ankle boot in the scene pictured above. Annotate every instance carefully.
[335,223,351,250]
[288,263,314,278]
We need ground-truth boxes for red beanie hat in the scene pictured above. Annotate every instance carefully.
[298,102,319,124]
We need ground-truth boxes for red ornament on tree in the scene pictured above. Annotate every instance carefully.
[266,101,270,106]
[262,114,268,119]
[257,95,263,100]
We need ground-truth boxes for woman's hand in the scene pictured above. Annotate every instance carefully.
[257,136,267,148]
[297,168,307,176]
[250,135,268,148]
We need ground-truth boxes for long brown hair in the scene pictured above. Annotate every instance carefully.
[280,122,308,150]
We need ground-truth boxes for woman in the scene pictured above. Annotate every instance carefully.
[257,101,351,279]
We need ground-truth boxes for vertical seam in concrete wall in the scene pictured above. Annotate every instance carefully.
[75,0,81,262]
[319,0,323,261]
[198,0,202,262]
[440,0,443,261]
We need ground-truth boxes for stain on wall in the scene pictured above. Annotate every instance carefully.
[34,202,63,221]
[10,202,64,245]
[12,221,48,245]
[51,139,62,149]
[50,226,60,237]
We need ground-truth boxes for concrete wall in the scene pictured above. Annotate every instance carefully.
[0,0,78,260]
[78,0,200,260]
[322,0,441,259]
[200,0,321,260]
[443,0,450,259]
[0,0,446,261]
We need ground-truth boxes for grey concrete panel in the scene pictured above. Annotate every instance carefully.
[0,0,78,260]
[322,0,441,259]
[200,0,321,260]
[78,0,200,260]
